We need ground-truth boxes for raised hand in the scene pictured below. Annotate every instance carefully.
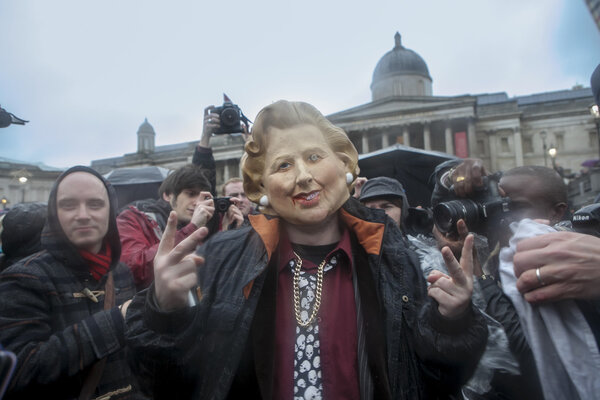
[154,211,208,311]
[427,234,475,318]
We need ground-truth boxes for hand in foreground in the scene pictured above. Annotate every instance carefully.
[190,192,215,228]
[513,231,600,303]
[449,158,487,198]
[221,202,244,231]
[427,234,475,318]
[154,211,208,311]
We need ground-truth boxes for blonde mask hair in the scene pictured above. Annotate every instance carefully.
[241,100,359,214]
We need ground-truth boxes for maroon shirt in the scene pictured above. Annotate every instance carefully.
[273,228,361,399]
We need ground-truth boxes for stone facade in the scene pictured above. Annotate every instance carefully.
[90,33,598,200]
[0,158,62,209]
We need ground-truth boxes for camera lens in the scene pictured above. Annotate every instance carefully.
[220,107,239,128]
[433,200,480,233]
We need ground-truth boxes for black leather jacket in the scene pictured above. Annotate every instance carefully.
[125,197,487,399]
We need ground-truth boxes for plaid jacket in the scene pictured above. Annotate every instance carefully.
[0,166,145,399]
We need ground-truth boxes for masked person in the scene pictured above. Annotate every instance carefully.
[125,100,487,399]
[0,166,144,399]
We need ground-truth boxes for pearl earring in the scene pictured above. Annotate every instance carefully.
[259,195,269,207]
[346,172,354,184]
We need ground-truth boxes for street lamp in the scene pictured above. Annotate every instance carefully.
[590,104,600,162]
[548,144,559,174]
[540,131,548,167]
[1,197,7,210]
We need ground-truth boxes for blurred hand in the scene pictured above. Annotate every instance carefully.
[221,202,244,231]
[449,158,487,198]
[427,234,475,318]
[191,192,215,228]
[352,177,368,198]
[514,231,600,303]
[199,105,220,147]
[154,211,208,311]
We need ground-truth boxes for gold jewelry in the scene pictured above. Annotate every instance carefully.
[292,251,325,327]
[455,176,465,183]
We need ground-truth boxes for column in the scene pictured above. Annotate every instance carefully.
[513,127,524,167]
[381,132,389,148]
[423,122,431,151]
[467,118,477,157]
[223,161,230,182]
[361,132,369,154]
[402,125,410,147]
[444,120,454,155]
[488,131,498,171]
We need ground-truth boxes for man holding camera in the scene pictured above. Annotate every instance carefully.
[117,107,244,290]
[433,158,600,399]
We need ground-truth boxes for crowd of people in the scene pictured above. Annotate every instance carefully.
[0,66,598,400]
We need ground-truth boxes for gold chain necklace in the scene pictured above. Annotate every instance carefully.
[292,251,325,327]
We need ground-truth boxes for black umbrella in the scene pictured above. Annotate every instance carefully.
[358,144,458,207]
[104,166,171,209]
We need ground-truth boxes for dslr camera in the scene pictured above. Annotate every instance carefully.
[214,197,232,214]
[571,203,600,237]
[211,102,250,134]
[433,173,511,235]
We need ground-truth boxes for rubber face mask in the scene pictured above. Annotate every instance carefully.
[261,124,350,227]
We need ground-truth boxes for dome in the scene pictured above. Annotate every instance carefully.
[371,33,433,100]
[137,118,155,135]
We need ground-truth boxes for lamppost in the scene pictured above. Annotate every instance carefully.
[540,131,548,167]
[549,144,558,174]
[590,104,600,162]
[1,197,8,210]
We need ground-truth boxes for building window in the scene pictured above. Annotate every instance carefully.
[555,133,564,151]
[477,139,486,155]
[522,137,533,154]
[589,131,598,149]
[500,137,510,153]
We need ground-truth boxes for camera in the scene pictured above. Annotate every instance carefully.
[214,197,232,213]
[433,173,511,235]
[211,102,250,134]
[571,203,600,237]
[404,207,434,235]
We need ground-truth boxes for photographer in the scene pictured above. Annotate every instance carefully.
[432,159,600,399]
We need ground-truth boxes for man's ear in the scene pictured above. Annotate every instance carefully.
[163,192,173,203]
[550,202,568,224]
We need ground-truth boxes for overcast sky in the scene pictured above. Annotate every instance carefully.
[1,0,599,169]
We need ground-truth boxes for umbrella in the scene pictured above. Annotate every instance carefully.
[104,166,171,209]
[581,159,600,168]
[358,144,458,207]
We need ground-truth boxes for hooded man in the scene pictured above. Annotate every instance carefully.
[0,166,143,400]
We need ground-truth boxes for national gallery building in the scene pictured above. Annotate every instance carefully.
[91,33,597,189]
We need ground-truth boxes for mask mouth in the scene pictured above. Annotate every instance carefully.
[294,190,319,201]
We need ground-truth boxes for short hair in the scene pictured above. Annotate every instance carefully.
[221,177,243,196]
[503,166,567,205]
[241,100,359,205]
[158,170,176,197]
[167,165,211,198]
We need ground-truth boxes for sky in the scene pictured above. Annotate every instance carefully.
[1,0,599,169]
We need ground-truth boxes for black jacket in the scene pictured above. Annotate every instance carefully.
[126,197,488,399]
[0,166,144,399]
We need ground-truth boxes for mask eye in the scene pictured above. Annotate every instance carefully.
[278,161,291,170]
[308,154,321,162]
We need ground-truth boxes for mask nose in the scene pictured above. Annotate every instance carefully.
[296,161,314,186]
